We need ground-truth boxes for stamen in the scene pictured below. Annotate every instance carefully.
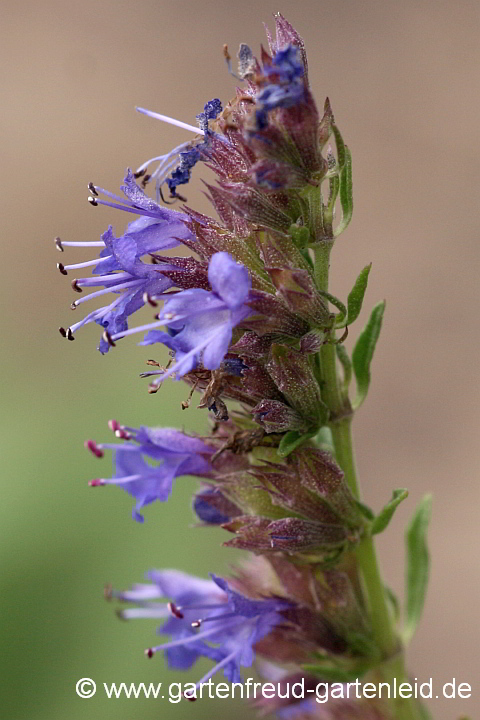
[55,237,64,252]
[85,439,104,458]
[88,196,98,206]
[87,182,99,196]
[167,602,184,619]
[88,479,105,487]
[182,378,199,410]
[59,327,75,341]
[72,279,143,307]
[61,256,113,272]
[103,330,116,348]
[136,107,203,136]
[71,280,83,293]
[57,262,67,275]
[143,292,158,307]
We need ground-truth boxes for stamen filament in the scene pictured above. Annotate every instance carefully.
[136,107,203,136]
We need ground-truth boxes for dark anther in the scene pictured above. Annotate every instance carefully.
[66,328,75,341]
[70,302,77,310]
[145,648,154,659]
[184,692,197,702]
[59,327,67,338]
[87,182,98,196]
[168,602,184,619]
[88,196,98,206]
[85,439,104,458]
[143,292,158,307]
[57,262,68,275]
[191,619,202,628]
[104,583,113,601]
[71,279,83,293]
[54,237,64,252]
[133,168,147,179]
[140,174,151,189]
[103,330,116,347]
[158,186,176,205]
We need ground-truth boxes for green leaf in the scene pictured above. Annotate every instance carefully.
[352,300,386,409]
[385,585,401,623]
[334,145,353,237]
[336,263,372,328]
[277,430,316,458]
[318,290,347,320]
[371,488,409,535]
[404,495,432,643]
[332,123,346,169]
[355,499,375,521]
[336,344,352,395]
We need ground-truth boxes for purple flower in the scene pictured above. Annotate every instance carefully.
[255,46,306,129]
[88,424,214,521]
[58,172,193,352]
[113,569,290,692]
[133,99,223,199]
[110,252,252,381]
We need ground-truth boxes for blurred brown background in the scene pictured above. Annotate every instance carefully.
[0,1,478,718]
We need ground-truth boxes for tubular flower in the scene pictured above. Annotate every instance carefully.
[58,171,193,352]
[87,423,214,522]
[112,569,291,693]
[108,251,252,380]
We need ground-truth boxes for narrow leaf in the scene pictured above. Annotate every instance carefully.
[371,488,409,535]
[355,499,375,522]
[277,430,316,458]
[404,495,432,643]
[332,123,346,169]
[336,344,352,394]
[336,263,372,328]
[352,300,386,409]
[318,290,347,320]
[334,145,353,237]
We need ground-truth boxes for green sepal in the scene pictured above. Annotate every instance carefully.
[403,495,432,643]
[277,430,317,458]
[336,344,352,395]
[288,223,310,249]
[334,145,353,237]
[344,631,381,660]
[336,263,372,328]
[314,426,335,454]
[352,300,386,409]
[371,488,409,535]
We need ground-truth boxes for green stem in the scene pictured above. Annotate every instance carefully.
[313,244,424,720]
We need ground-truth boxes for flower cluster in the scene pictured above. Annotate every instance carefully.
[58,13,413,720]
